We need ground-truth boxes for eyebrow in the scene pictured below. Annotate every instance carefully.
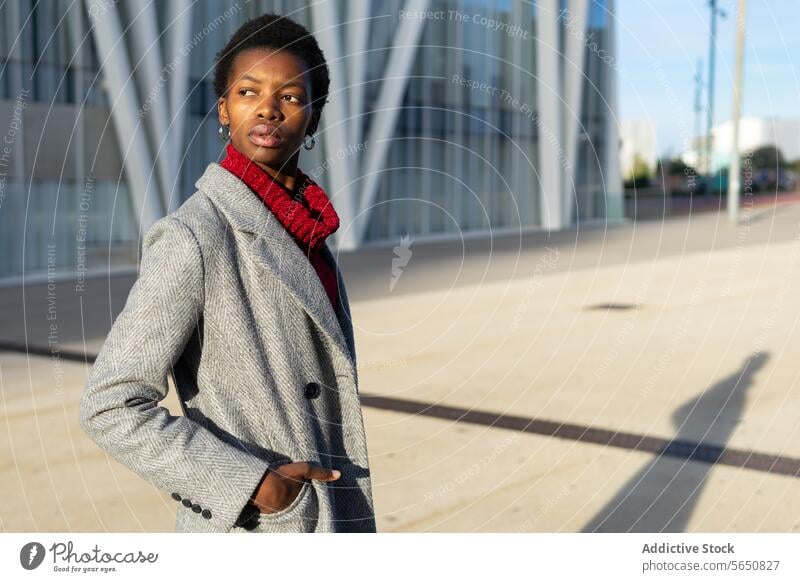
[237,73,306,90]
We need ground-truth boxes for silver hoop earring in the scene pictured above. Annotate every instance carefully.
[218,124,231,142]
[303,134,316,150]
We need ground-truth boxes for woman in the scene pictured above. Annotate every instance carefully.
[79,13,376,533]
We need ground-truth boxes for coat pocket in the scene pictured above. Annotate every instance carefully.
[251,480,318,533]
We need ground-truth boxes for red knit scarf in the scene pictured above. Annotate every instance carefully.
[219,143,340,311]
[219,143,340,252]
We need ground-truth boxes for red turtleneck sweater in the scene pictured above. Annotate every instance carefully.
[219,144,340,312]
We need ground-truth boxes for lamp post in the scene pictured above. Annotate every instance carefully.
[728,0,748,223]
[705,0,727,178]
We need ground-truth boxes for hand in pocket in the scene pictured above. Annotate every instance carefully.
[253,461,340,514]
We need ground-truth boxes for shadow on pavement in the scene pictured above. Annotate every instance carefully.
[581,351,769,532]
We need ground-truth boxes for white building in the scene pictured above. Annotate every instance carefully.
[620,120,657,179]
[683,117,800,171]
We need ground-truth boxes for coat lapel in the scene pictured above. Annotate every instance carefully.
[320,242,358,383]
[195,163,356,375]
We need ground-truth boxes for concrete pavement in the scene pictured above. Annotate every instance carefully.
[2,200,800,532]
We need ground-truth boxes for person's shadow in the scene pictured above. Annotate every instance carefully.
[581,351,769,532]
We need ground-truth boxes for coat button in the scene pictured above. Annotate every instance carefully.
[181,499,192,508]
[201,509,212,519]
[304,381,321,399]
[191,503,202,513]
[171,492,182,502]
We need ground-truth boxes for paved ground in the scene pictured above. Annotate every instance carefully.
[2,199,800,532]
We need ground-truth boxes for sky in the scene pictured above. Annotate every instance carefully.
[617,0,800,157]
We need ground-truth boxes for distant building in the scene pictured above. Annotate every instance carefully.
[682,117,800,171]
[620,120,657,180]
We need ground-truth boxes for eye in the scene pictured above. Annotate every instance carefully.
[238,88,256,96]
[283,94,303,103]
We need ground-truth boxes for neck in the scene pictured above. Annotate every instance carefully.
[253,154,300,192]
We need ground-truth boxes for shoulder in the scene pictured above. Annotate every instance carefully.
[168,190,229,250]
[135,213,205,308]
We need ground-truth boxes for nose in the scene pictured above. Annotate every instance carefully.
[256,94,281,120]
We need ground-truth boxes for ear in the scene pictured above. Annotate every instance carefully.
[217,97,229,126]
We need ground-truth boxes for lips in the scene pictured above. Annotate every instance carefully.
[248,124,283,148]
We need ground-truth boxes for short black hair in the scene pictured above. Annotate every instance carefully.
[212,13,330,113]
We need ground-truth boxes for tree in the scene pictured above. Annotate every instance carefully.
[747,145,785,169]
[656,157,696,177]
[625,153,651,187]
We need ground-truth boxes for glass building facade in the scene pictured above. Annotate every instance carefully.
[0,0,621,280]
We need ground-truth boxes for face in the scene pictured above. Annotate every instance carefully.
[218,47,320,178]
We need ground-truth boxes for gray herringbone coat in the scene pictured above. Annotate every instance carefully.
[79,162,376,533]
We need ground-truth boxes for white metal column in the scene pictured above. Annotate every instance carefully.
[535,0,564,230]
[563,0,589,224]
[128,0,180,214]
[603,0,624,220]
[166,0,193,191]
[350,0,430,248]
[84,0,163,233]
[346,0,370,149]
[310,0,358,250]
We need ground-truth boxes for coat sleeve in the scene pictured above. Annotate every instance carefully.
[79,215,270,531]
